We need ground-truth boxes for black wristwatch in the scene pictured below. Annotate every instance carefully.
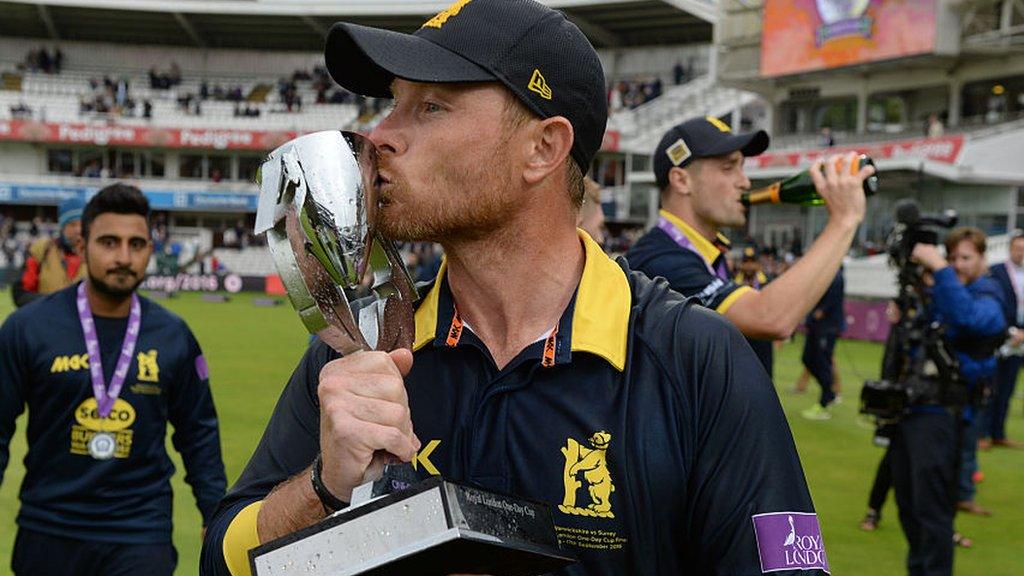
[310,453,348,513]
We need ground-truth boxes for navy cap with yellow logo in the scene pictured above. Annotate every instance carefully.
[653,116,770,189]
[324,0,608,173]
[742,245,758,262]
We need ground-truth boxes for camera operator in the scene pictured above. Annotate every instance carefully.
[892,226,1005,575]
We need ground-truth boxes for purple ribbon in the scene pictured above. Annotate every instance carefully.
[76,282,142,418]
[656,217,729,281]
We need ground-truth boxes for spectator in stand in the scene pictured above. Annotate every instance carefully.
[233,220,247,249]
[9,102,32,119]
[820,126,835,147]
[36,48,51,73]
[926,113,945,138]
[11,198,87,307]
[82,160,102,178]
[143,99,152,120]
[673,60,686,85]
[611,76,666,110]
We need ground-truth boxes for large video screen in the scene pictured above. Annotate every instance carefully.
[760,0,937,78]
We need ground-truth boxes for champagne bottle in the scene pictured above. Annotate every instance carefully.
[741,154,878,206]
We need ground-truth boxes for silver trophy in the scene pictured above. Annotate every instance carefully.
[252,131,573,576]
[254,130,416,354]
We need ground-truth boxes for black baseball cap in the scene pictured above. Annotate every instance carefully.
[324,0,608,173]
[653,116,770,188]
[741,245,758,261]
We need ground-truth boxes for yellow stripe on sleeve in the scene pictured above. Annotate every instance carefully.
[223,500,263,576]
[715,285,754,315]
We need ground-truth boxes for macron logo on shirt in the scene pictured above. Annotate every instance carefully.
[752,512,829,573]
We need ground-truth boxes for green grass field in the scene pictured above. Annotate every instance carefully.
[1,292,1022,575]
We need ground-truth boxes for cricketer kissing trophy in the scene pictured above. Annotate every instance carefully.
[251,131,573,576]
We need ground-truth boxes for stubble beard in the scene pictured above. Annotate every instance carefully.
[376,160,519,245]
[85,254,144,300]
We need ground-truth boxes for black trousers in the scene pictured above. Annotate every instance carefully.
[801,330,837,407]
[988,356,1022,440]
[12,528,177,576]
[890,411,958,576]
[868,446,893,512]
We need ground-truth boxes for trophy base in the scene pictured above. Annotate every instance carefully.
[250,476,574,576]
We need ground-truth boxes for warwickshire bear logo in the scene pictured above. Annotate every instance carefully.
[559,431,615,518]
[137,349,159,382]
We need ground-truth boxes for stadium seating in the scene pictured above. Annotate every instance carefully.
[211,246,275,276]
[0,37,709,135]
[608,75,759,152]
[2,70,361,132]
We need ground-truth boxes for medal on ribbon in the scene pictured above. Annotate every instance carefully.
[76,282,142,460]
[87,432,117,460]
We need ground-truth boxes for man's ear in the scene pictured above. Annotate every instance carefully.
[523,116,574,185]
[666,165,693,198]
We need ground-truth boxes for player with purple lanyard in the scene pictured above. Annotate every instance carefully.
[627,115,873,390]
[0,183,226,576]
[655,216,730,281]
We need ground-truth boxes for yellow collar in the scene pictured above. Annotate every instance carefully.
[659,209,722,266]
[413,230,629,371]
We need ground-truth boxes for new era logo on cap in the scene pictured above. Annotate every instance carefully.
[528,69,552,100]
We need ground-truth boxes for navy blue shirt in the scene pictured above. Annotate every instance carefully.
[626,211,776,374]
[0,283,227,544]
[805,268,845,335]
[203,235,826,576]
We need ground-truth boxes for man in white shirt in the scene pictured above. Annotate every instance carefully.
[985,231,1024,448]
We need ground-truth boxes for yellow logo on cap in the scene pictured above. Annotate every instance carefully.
[422,0,474,29]
[666,138,691,166]
[706,116,732,133]
[528,69,553,100]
